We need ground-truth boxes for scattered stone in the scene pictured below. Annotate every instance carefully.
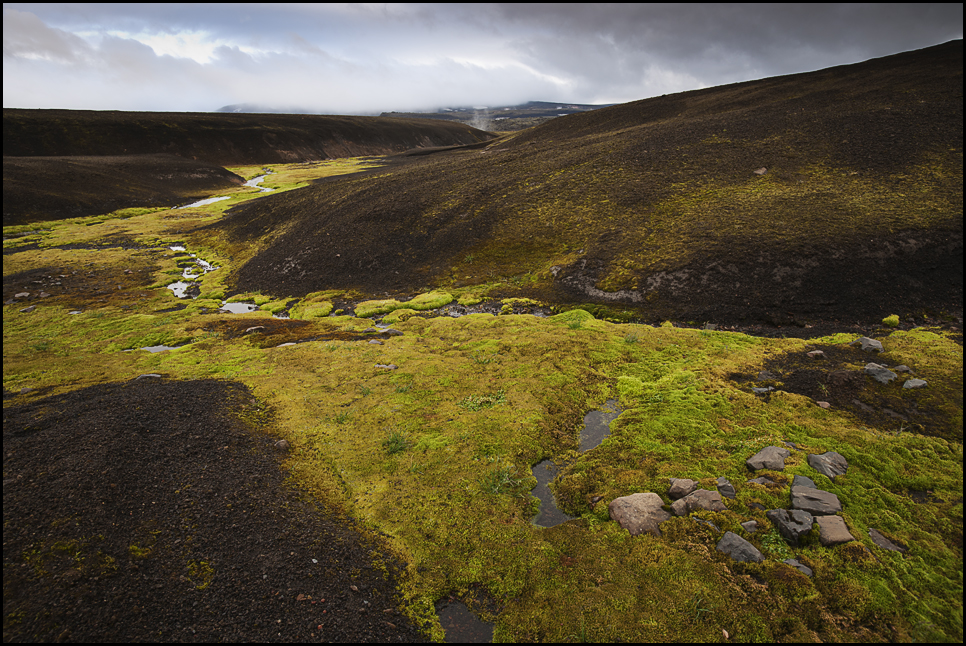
[746,476,782,487]
[865,363,897,384]
[368,339,384,345]
[68,310,83,315]
[752,386,774,395]
[668,478,697,500]
[868,529,908,552]
[852,336,883,352]
[382,329,404,336]
[895,365,913,373]
[807,451,848,481]
[783,558,813,577]
[39,292,50,298]
[816,515,855,546]
[375,364,398,370]
[671,489,727,516]
[903,378,927,389]
[276,343,297,348]
[692,517,721,532]
[746,446,790,471]
[782,440,799,450]
[753,167,767,175]
[816,401,831,409]
[740,520,759,534]
[135,374,163,380]
[806,350,825,359]
[716,531,763,563]
[274,440,291,452]
[748,502,766,511]
[792,475,817,489]
[245,326,266,334]
[19,306,36,313]
[791,486,842,515]
[766,509,814,546]
[609,493,671,537]
[363,327,378,333]
[716,477,736,499]
[757,370,778,381]
[19,387,35,395]
[15,292,29,299]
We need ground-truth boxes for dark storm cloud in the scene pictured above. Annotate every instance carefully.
[3,3,962,112]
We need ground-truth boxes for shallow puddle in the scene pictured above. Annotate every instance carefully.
[531,399,622,527]
[437,601,494,643]
[580,399,621,451]
[219,302,259,313]
[139,345,180,353]
[531,460,573,527]
[166,246,218,298]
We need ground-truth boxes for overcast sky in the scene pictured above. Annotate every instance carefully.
[3,3,962,114]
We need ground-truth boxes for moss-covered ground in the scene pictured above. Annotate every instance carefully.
[4,160,962,641]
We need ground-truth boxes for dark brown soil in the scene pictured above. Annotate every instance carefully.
[2,379,424,642]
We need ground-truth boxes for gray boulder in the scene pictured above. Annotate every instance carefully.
[865,363,897,384]
[740,520,759,534]
[716,531,763,563]
[609,493,671,537]
[852,336,883,352]
[869,529,908,552]
[791,486,842,515]
[766,509,814,546]
[668,478,697,500]
[746,475,782,487]
[903,378,927,389]
[792,474,818,489]
[817,515,855,546]
[716,477,736,499]
[670,489,727,516]
[783,559,813,577]
[807,452,848,481]
[746,446,790,471]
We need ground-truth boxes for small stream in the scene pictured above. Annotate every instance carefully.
[166,246,219,299]
[531,399,622,528]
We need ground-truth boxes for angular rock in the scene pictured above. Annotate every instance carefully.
[903,378,927,389]
[740,520,759,534]
[783,558,813,577]
[807,451,848,481]
[692,517,721,532]
[668,478,697,500]
[865,363,897,384]
[869,529,908,552]
[746,446,790,471]
[716,531,763,563]
[791,486,842,515]
[792,475,817,489]
[274,439,291,451]
[368,339,384,345]
[375,364,398,370]
[670,489,727,516]
[19,306,36,313]
[716,476,736,499]
[746,476,782,487]
[766,508,814,546]
[382,328,405,336]
[895,365,913,373]
[752,386,774,395]
[134,373,163,380]
[609,493,671,537]
[852,336,883,352]
[806,350,825,359]
[816,515,855,546]
[816,401,831,409]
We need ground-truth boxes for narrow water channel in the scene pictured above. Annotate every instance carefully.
[531,399,622,528]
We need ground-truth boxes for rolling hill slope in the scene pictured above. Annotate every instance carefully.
[214,40,963,326]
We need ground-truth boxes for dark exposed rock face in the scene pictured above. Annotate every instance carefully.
[791,486,843,515]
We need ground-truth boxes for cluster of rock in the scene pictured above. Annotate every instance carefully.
[608,443,908,573]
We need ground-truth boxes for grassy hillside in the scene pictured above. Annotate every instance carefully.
[3,110,495,166]
[214,40,962,326]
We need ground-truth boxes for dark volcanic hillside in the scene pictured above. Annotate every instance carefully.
[2,111,494,166]
[3,154,244,226]
[215,40,963,326]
